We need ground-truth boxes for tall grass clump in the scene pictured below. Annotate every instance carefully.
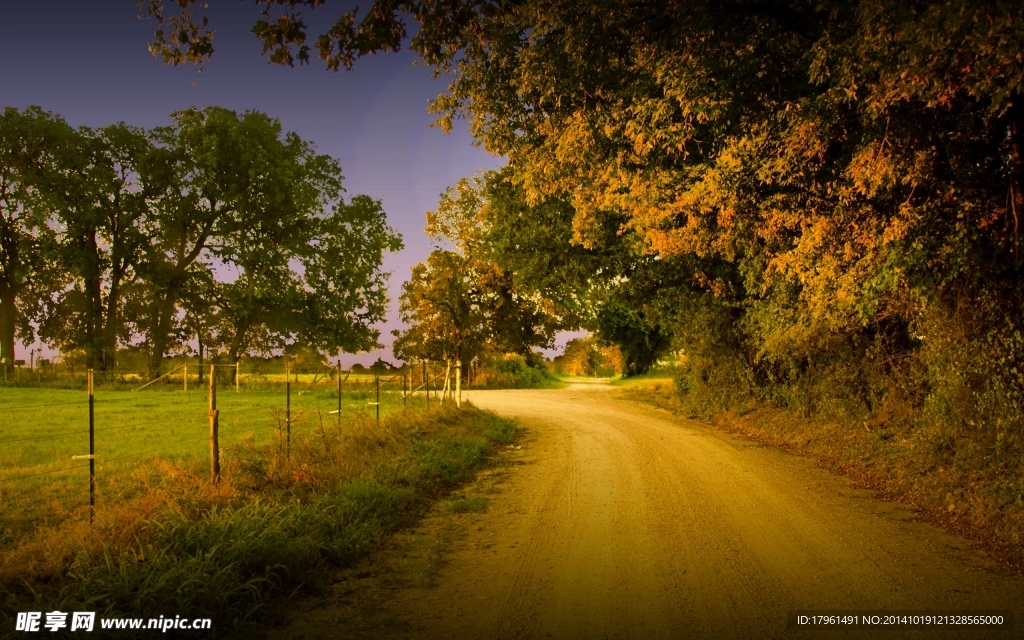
[0,404,516,636]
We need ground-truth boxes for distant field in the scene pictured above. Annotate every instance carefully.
[0,374,430,538]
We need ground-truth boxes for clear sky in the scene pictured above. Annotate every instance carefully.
[1,0,580,366]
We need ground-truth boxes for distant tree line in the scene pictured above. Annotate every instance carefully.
[0,105,402,377]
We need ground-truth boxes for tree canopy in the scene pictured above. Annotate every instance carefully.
[1,105,402,374]
[393,174,560,365]
[142,1,1024,437]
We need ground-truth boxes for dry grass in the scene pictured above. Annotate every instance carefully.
[0,403,517,636]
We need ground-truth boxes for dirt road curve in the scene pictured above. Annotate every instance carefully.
[280,381,1023,639]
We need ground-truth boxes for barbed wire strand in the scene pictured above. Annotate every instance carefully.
[0,429,92,445]
[0,462,91,484]
[0,403,284,446]
[98,436,213,465]
[0,400,87,411]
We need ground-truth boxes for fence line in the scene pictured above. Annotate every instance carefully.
[1,362,466,528]
[2,462,92,483]
[1,400,87,411]
[99,434,217,465]
[132,364,186,392]
[0,429,92,445]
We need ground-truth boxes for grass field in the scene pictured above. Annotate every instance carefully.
[0,373,440,540]
[0,388,516,636]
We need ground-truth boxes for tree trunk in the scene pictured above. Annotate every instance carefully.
[197,333,204,383]
[148,292,179,378]
[100,274,126,373]
[84,273,104,372]
[0,287,16,377]
[227,324,249,385]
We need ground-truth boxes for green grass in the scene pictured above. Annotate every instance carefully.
[608,370,676,388]
[0,402,517,637]
[0,380,429,538]
[447,495,489,513]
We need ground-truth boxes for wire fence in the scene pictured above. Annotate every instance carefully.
[0,357,483,392]
[0,359,468,535]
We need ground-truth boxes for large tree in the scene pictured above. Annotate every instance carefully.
[393,175,559,365]
[38,123,159,371]
[203,132,401,367]
[0,107,70,375]
[138,107,350,375]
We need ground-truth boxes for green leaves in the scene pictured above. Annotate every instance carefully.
[0,107,76,373]
[4,105,401,374]
[394,173,560,364]
[298,195,403,355]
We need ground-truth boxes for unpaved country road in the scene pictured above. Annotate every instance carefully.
[278,381,1023,639]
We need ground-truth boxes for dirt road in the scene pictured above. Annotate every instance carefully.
[278,381,1023,639]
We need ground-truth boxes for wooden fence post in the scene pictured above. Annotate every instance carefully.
[337,360,342,426]
[455,360,462,409]
[286,362,291,458]
[88,369,95,523]
[208,365,220,485]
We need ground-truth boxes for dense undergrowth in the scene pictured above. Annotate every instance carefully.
[0,404,515,637]
[470,352,562,390]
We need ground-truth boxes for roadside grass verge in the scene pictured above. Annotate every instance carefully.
[608,371,675,388]
[0,383,423,540]
[0,403,516,637]
[620,379,1024,568]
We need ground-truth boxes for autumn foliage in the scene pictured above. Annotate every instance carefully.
[146,0,1024,530]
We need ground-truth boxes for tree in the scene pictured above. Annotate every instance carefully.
[209,152,401,369]
[554,337,623,377]
[484,168,687,374]
[393,249,484,365]
[0,107,70,376]
[134,1,1024,429]
[298,195,403,355]
[38,123,159,371]
[393,175,558,365]
[175,264,222,382]
[140,107,336,375]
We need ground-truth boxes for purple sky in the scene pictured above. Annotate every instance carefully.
[2,1,581,365]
